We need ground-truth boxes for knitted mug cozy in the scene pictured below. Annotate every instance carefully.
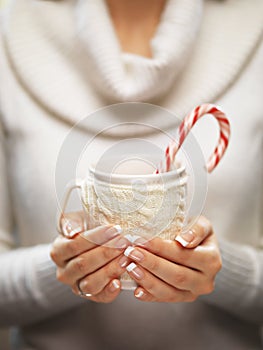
[80,164,188,289]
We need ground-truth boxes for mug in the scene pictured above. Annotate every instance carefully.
[58,159,188,290]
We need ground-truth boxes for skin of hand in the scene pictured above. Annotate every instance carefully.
[51,213,221,304]
[124,216,222,302]
[50,214,131,303]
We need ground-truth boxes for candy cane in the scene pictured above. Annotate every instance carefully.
[156,104,231,173]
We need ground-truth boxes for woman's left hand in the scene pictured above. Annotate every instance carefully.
[124,216,222,302]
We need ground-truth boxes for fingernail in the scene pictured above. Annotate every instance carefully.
[175,230,195,247]
[119,255,129,268]
[114,225,122,234]
[109,279,120,293]
[105,225,122,239]
[115,238,128,249]
[68,227,83,237]
[124,247,145,262]
[135,290,144,299]
[134,237,150,247]
[62,220,83,237]
[198,218,211,235]
[126,262,144,280]
[124,234,143,244]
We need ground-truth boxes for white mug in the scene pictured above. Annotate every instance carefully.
[58,159,188,290]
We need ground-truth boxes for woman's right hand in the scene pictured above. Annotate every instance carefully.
[50,213,130,303]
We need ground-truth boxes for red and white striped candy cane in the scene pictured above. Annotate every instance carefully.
[156,104,231,173]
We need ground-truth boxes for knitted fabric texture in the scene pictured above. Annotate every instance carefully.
[81,171,187,241]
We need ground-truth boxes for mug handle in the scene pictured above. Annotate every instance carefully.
[57,179,84,237]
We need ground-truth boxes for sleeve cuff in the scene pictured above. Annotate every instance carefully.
[201,239,263,324]
[30,244,84,311]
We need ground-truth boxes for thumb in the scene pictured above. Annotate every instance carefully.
[175,216,212,248]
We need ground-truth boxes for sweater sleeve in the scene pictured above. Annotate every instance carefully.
[0,121,84,327]
[202,239,263,324]
[0,244,85,327]
[0,120,15,253]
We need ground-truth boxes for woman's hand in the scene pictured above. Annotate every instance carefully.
[50,213,130,303]
[124,216,222,302]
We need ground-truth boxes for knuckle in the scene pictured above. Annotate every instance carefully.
[50,238,63,263]
[215,255,222,272]
[208,250,218,263]
[50,247,58,263]
[74,257,87,274]
[205,249,222,273]
[207,281,215,294]
[101,246,115,261]
[200,281,215,295]
[210,252,222,273]
[172,271,187,286]
[56,268,65,283]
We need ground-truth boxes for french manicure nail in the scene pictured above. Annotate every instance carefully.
[124,247,145,262]
[175,230,195,247]
[124,234,143,244]
[135,290,144,298]
[124,246,134,257]
[62,219,83,237]
[68,227,83,237]
[119,255,129,268]
[134,237,150,248]
[105,225,122,239]
[126,263,144,280]
[109,279,120,292]
[114,225,122,234]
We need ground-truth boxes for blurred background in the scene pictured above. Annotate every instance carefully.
[0,329,10,350]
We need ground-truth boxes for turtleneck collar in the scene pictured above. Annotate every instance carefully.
[2,0,263,136]
[75,0,203,102]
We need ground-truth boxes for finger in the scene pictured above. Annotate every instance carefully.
[175,216,212,248]
[60,238,131,284]
[80,225,124,247]
[90,279,122,303]
[60,211,86,238]
[134,287,156,302]
[136,233,217,272]
[50,225,123,267]
[124,246,205,292]
[126,262,195,302]
[71,255,130,296]
[135,237,200,270]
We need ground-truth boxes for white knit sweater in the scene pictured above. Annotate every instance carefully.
[0,0,263,349]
